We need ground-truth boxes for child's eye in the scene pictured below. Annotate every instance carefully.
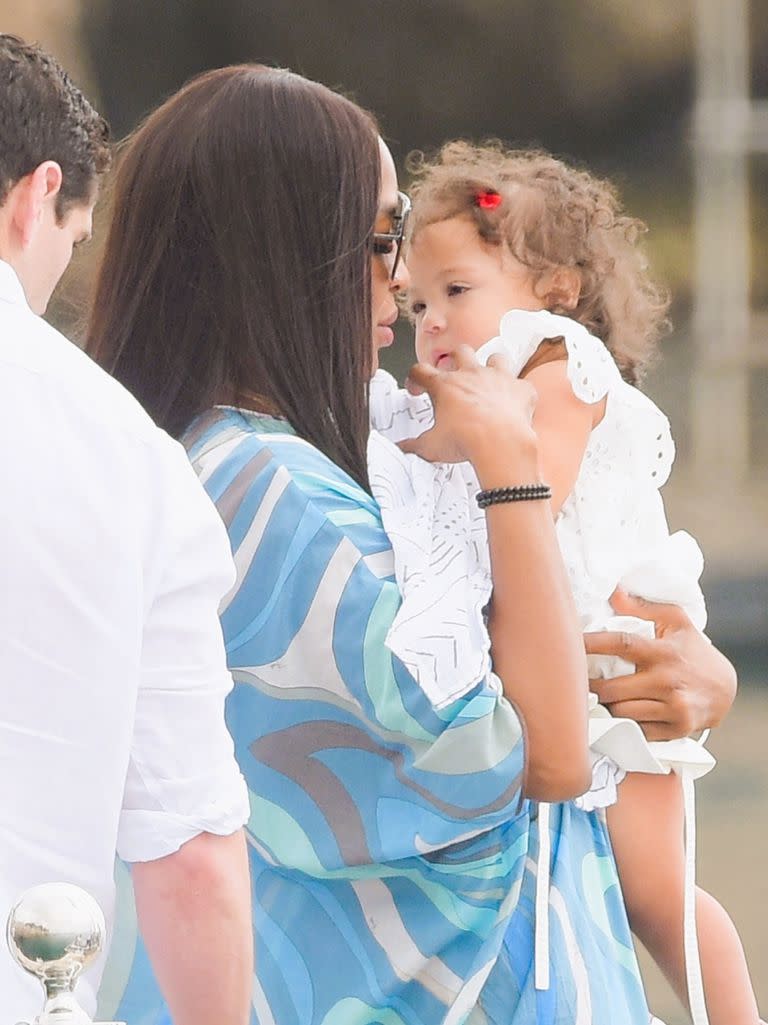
[447,284,469,297]
[410,300,426,317]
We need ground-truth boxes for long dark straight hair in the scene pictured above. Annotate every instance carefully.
[86,65,380,488]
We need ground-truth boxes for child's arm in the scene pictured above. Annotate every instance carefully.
[523,357,605,514]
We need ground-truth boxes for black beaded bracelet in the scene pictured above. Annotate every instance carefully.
[476,484,552,508]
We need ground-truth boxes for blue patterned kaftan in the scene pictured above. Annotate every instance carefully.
[98,408,649,1025]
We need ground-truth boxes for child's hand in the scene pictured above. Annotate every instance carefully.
[399,345,541,482]
[585,588,737,740]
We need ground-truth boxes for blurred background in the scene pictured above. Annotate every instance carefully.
[1,1,765,1019]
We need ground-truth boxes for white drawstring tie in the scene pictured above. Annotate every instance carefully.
[533,737,712,1025]
[534,801,551,991]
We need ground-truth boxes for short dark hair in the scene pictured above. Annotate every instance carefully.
[0,34,110,218]
[86,65,380,490]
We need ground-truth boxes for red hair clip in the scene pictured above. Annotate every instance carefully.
[474,189,502,210]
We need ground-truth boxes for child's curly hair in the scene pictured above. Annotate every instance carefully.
[406,141,671,384]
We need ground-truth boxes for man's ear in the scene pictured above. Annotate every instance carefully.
[14,161,63,247]
[541,266,581,311]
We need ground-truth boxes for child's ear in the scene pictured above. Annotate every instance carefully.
[542,267,581,311]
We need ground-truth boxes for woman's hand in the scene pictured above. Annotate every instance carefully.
[586,588,738,740]
[398,345,540,483]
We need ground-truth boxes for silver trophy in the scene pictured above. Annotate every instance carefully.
[6,883,124,1025]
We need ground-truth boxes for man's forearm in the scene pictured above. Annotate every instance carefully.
[132,830,252,1025]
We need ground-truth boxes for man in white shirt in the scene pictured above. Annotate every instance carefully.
[0,34,252,1025]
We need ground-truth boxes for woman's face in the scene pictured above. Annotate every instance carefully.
[371,139,410,372]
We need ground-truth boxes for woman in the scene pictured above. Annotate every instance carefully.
[88,66,733,1025]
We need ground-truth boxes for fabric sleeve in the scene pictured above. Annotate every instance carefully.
[368,367,434,442]
[206,433,527,872]
[117,436,249,862]
[368,429,492,708]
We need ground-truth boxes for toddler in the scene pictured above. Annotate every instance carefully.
[369,142,760,1025]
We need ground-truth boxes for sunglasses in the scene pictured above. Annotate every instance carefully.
[372,191,411,281]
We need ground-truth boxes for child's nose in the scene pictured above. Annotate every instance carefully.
[422,308,445,333]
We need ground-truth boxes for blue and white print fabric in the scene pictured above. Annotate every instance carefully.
[98,408,649,1025]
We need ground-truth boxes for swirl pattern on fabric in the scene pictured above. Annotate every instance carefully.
[98,408,649,1025]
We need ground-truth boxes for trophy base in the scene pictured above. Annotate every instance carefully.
[16,991,126,1025]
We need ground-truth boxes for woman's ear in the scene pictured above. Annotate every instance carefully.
[542,266,581,311]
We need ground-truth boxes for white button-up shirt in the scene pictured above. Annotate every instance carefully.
[0,260,250,1020]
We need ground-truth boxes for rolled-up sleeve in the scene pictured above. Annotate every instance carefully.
[117,437,249,863]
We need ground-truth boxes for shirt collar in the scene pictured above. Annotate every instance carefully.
[0,259,31,309]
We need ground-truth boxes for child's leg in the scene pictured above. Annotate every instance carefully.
[607,771,760,1025]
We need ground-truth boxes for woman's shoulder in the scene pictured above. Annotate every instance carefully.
[182,406,387,549]
[185,407,362,491]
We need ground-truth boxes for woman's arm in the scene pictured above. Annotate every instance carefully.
[482,497,592,801]
[403,347,592,802]
[470,421,593,803]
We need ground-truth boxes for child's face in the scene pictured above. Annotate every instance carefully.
[408,214,545,368]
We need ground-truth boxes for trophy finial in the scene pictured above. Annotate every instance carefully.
[7,882,106,1023]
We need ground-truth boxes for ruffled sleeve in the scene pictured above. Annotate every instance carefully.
[477,308,618,405]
